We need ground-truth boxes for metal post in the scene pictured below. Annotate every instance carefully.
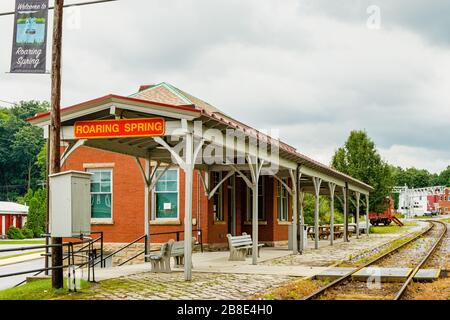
[355,192,360,239]
[328,182,336,246]
[184,131,194,281]
[144,157,150,262]
[312,177,322,249]
[365,194,370,237]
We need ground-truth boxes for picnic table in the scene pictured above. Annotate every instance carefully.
[307,225,347,240]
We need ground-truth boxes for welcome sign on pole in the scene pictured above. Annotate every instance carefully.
[10,0,49,73]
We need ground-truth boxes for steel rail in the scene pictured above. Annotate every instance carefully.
[304,221,435,300]
[394,220,447,300]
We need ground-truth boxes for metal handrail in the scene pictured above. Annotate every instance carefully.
[150,228,203,252]
[1,233,104,287]
[91,234,147,268]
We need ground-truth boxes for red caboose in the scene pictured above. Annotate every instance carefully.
[369,197,403,226]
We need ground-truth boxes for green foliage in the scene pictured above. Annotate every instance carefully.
[433,166,450,186]
[331,130,394,213]
[391,166,436,188]
[18,188,47,238]
[302,193,343,225]
[0,101,48,200]
[36,143,47,181]
[21,227,34,239]
[6,226,24,239]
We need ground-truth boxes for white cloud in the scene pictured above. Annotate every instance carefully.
[0,0,449,173]
[380,145,450,173]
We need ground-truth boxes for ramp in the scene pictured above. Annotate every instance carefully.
[392,216,404,226]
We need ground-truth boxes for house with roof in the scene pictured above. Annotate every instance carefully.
[0,201,28,239]
[28,82,373,276]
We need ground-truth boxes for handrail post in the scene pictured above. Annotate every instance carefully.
[144,234,148,257]
[200,229,203,252]
[100,231,104,268]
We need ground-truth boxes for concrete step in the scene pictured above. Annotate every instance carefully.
[316,267,442,282]
[352,267,412,282]
[413,268,440,282]
[315,267,357,280]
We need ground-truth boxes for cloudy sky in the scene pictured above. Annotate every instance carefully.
[0,0,449,173]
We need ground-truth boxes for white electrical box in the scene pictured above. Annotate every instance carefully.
[49,171,92,237]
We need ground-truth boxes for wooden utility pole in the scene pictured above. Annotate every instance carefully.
[49,0,64,289]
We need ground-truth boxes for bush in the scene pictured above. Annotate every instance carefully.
[21,227,34,239]
[7,226,24,239]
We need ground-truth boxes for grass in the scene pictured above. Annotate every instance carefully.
[0,239,45,245]
[369,225,403,234]
[0,250,44,261]
[413,215,439,219]
[0,278,91,300]
[253,278,331,300]
[369,221,416,234]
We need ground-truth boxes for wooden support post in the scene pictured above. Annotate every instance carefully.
[344,183,349,242]
[355,192,361,239]
[312,177,322,249]
[50,0,64,289]
[299,191,305,254]
[366,194,370,237]
[328,182,336,246]
[290,168,298,254]
[184,148,193,280]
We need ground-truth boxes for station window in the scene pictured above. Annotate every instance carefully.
[246,177,265,221]
[88,169,113,220]
[277,178,289,222]
[211,172,224,221]
[153,168,179,219]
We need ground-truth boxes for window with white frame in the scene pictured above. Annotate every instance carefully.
[211,172,224,221]
[153,168,179,219]
[245,177,265,221]
[88,169,113,220]
[277,178,289,221]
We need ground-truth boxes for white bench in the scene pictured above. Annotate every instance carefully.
[227,233,264,261]
[171,237,196,267]
[146,239,174,273]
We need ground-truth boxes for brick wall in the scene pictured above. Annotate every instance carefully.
[62,146,289,250]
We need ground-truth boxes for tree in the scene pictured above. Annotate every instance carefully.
[435,166,450,186]
[12,126,45,190]
[391,166,434,188]
[0,101,48,200]
[331,130,394,213]
[17,188,46,237]
[302,194,344,225]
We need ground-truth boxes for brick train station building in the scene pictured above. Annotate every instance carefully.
[29,82,373,278]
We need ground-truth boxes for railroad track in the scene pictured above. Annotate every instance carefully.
[304,220,448,300]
